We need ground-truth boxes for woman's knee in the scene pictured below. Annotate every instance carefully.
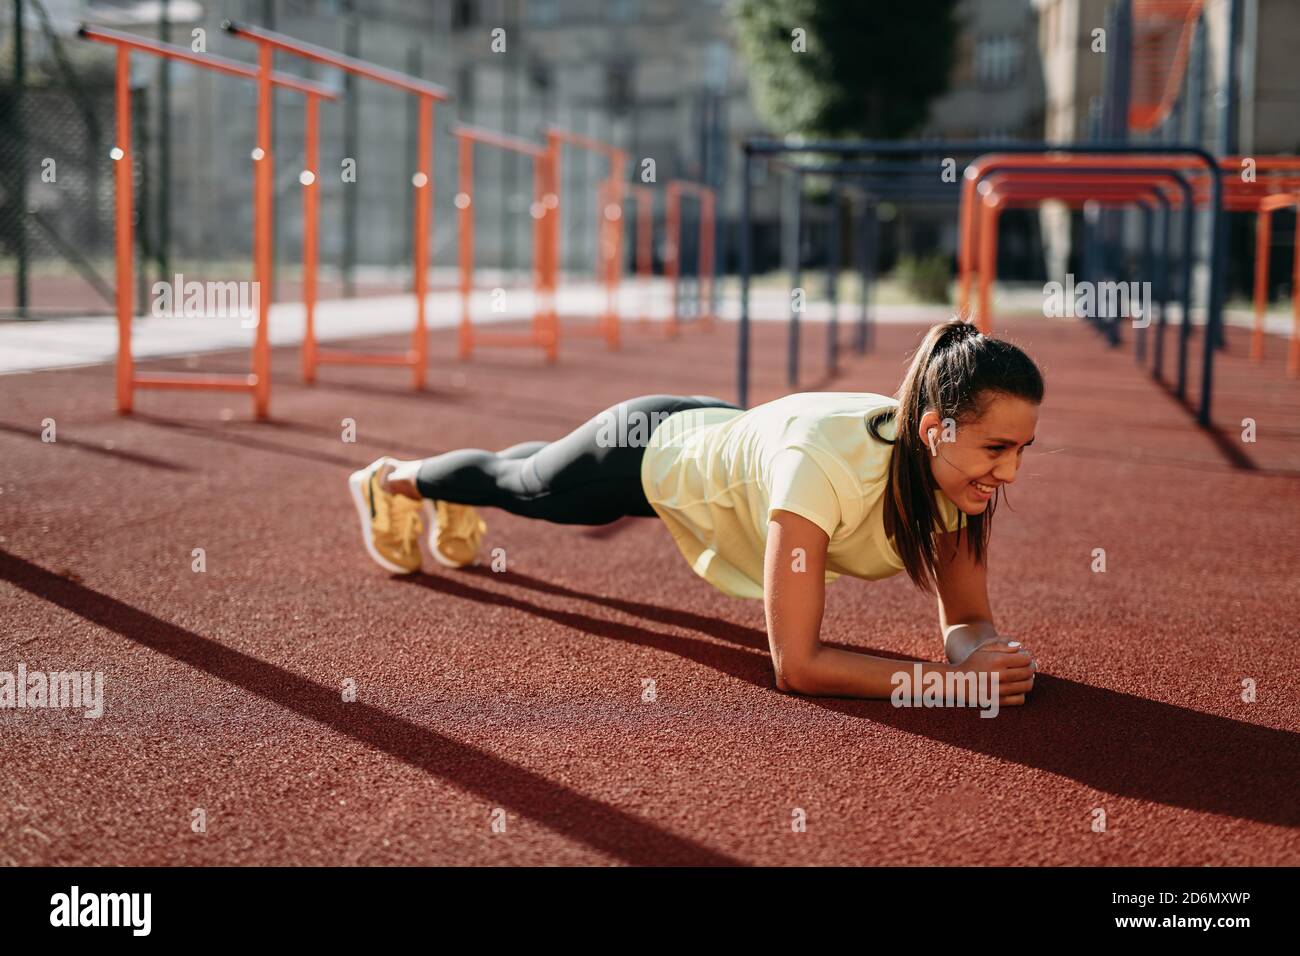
[416,449,527,502]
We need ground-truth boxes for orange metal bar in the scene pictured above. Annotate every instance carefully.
[252,40,273,419]
[534,148,558,360]
[968,179,1300,342]
[79,24,340,98]
[1248,193,1300,370]
[85,24,337,419]
[1253,205,1273,361]
[960,158,1196,312]
[302,95,320,383]
[976,183,1168,329]
[412,94,433,389]
[135,374,257,391]
[1129,1,1203,131]
[226,22,441,390]
[538,146,560,355]
[458,134,474,359]
[545,127,626,348]
[454,127,554,361]
[545,130,563,342]
[977,199,1000,329]
[958,154,1300,314]
[113,45,133,414]
[453,124,546,157]
[545,126,624,159]
[223,20,449,99]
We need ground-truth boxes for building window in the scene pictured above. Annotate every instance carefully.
[974,34,1024,88]
[530,0,558,24]
[610,0,637,21]
[458,65,475,113]
[529,61,552,93]
[606,64,633,114]
[703,41,729,92]
[452,0,477,30]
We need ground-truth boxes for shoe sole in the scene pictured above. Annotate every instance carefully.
[348,466,419,575]
[428,502,480,569]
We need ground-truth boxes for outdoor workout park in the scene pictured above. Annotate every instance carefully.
[1,0,1297,888]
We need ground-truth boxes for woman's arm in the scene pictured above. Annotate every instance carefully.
[764,509,951,697]
[932,528,1000,664]
[764,512,1035,703]
[932,529,1037,703]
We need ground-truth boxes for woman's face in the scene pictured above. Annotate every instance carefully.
[919,392,1039,515]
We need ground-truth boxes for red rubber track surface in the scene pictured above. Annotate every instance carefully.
[1,316,1297,866]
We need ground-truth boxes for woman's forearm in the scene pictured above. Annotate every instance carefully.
[785,645,951,699]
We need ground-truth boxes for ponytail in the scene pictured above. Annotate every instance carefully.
[868,318,1044,591]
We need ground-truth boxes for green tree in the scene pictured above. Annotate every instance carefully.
[733,0,962,139]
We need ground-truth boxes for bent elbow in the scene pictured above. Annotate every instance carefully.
[774,656,819,696]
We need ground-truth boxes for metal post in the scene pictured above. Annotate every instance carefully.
[12,0,28,318]
[157,0,171,284]
[855,197,869,354]
[1221,0,1241,155]
[787,171,801,387]
[710,94,728,324]
[1105,0,1133,299]
[114,45,134,412]
[261,0,276,304]
[738,149,752,408]
[1176,195,1195,398]
[1135,202,1154,359]
[503,0,519,276]
[458,135,474,359]
[865,200,878,353]
[1082,203,1098,330]
[1199,165,1225,426]
[342,6,359,297]
[745,139,1222,422]
[1210,0,1241,351]
[303,94,320,383]
[413,94,432,388]
[252,41,273,420]
[135,87,149,318]
[404,43,421,269]
[1153,195,1171,375]
[667,183,681,336]
[1188,16,1206,145]
[826,186,841,377]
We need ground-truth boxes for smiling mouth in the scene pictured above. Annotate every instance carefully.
[971,480,996,494]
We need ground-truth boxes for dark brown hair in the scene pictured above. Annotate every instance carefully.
[867,318,1044,592]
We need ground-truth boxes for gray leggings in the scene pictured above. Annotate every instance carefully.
[415,394,741,525]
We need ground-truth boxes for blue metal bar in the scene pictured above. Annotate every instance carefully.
[826,185,842,378]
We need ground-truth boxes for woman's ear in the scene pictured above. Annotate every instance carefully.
[917,409,943,458]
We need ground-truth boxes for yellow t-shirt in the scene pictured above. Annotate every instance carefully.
[639,392,964,599]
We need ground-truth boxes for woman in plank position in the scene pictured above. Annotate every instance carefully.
[348,319,1042,704]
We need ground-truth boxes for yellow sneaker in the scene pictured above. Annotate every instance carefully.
[429,500,487,568]
[347,458,425,574]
